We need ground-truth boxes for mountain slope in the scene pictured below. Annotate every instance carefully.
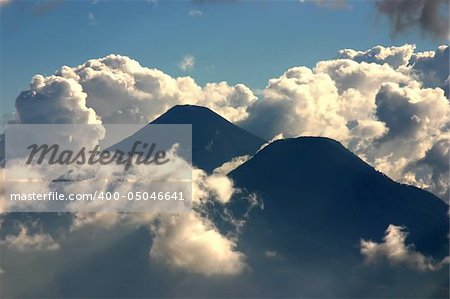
[150,105,266,172]
[230,137,448,258]
[226,137,448,297]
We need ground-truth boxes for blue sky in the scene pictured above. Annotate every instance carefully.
[0,0,445,114]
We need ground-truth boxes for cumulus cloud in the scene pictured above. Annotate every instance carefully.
[0,224,60,251]
[337,44,416,69]
[405,138,450,199]
[360,224,449,271]
[66,166,244,276]
[63,163,244,276]
[375,0,450,40]
[193,168,236,204]
[15,75,100,124]
[149,212,245,276]
[34,54,256,124]
[339,44,449,96]
[179,55,195,72]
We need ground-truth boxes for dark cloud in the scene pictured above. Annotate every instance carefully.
[410,45,449,98]
[375,0,450,39]
[375,84,422,140]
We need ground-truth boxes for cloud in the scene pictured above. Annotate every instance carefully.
[149,211,245,276]
[360,224,449,271]
[213,155,250,175]
[375,0,450,40]
[337,44,416,69]
[241,59,408,141]
[1,224,60,251]
[179,55,195,72]
[0,0,11,7]
[405,138,450,199]
[339,44,449,95]
[11,46,449,200]
[264,250,279,258]
[15,75,100,124]
[88,12,97,26]
[188,9,203,17]
[61,161,243,276]
[16,54,256,124]
[410,45,449,96]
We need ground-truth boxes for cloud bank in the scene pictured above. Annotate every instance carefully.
[24,54,255,124]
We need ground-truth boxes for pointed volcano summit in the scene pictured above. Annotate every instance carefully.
[151,105,266,172]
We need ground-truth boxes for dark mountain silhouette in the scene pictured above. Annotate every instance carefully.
[225,137,449,297]
[150,105,266,172]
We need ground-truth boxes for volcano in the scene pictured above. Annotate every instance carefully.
[150,105,266,172]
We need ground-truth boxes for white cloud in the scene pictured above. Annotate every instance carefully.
[213,155,250,175]
[257,133,285,152]
[179,55,195,72]
[375,0,449,40]
[17,54,256,124]
[410,45,449,96]
[339,44,449,95]
[193,168,236,204]
[149,211,245,276]
[1,225,60,251]
[337,44,416,69]
[188,9,203,17]
[360,224,449,271]
[15,75,100,124]
[63,161,244,276]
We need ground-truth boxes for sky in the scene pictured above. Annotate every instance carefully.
[0,0,445,114]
